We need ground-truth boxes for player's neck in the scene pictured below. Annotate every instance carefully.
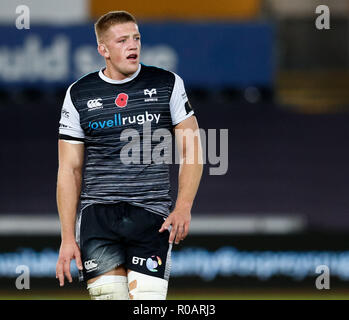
[103,65,138,81]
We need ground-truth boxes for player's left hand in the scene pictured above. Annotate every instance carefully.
[159,209,191,244]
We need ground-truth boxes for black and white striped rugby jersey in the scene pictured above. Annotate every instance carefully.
[58,63,194,217]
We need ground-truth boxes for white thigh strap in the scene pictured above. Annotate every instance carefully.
[128,271,168,300]
[87,275,128,300]
[87,275,126,289]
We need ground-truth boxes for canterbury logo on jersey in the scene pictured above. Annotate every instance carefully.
[87,98,103,111]
[84,259,98,272]
[61,108,70,118]
[88,111,161,130]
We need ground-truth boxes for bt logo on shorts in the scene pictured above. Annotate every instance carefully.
[146,256,162,272]
[132,256,146,266]
[84,259,98,272]
[132,255,162,272]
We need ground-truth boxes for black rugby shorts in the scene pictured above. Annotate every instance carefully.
[78,202,172,282]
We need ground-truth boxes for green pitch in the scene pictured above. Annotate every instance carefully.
[0,289,348,300]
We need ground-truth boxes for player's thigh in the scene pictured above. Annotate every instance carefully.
[87,265,129,300]
[127,269,169,300]
[79,204,127,282]
[124,207,172,299]
[124,207,171,279]
[87,264,127,284]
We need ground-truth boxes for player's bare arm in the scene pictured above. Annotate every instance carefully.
[159,115,203,244]
[56,140,84,286]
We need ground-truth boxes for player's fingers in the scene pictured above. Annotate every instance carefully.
[182,222,190,240]
[175,225,184,244]
[75,250,83,271]
[56,261,64,286]
[159,217,172,232]
[63,259,72,284]
[169,224,178,244]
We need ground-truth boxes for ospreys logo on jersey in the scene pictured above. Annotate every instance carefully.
[144,88,158,102]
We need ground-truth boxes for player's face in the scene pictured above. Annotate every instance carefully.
[101,22,141,77]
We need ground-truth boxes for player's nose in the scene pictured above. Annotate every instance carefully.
[128,39,139,50]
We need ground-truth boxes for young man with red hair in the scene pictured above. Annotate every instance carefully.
[56,11,202,300]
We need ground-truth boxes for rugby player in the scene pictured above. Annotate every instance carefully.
[55,11,203,300]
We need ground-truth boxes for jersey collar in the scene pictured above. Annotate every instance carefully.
[98,64,141,84]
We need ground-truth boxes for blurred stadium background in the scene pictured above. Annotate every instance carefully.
[1,0,349,300]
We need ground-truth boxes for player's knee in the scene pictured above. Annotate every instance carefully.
[128,271,168,300]
[87,275,128,300]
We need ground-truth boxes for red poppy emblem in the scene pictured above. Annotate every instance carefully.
[115,93,128,108]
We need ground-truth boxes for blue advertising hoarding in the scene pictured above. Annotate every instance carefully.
[0,22,274,89]
[1,233,348,289]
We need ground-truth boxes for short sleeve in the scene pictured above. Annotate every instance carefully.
[169,73,194,126]
[58,84,85,142]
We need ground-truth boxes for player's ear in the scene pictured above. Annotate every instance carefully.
[98,43,110,59]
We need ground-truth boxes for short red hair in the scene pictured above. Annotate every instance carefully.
[94,11,137,43]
